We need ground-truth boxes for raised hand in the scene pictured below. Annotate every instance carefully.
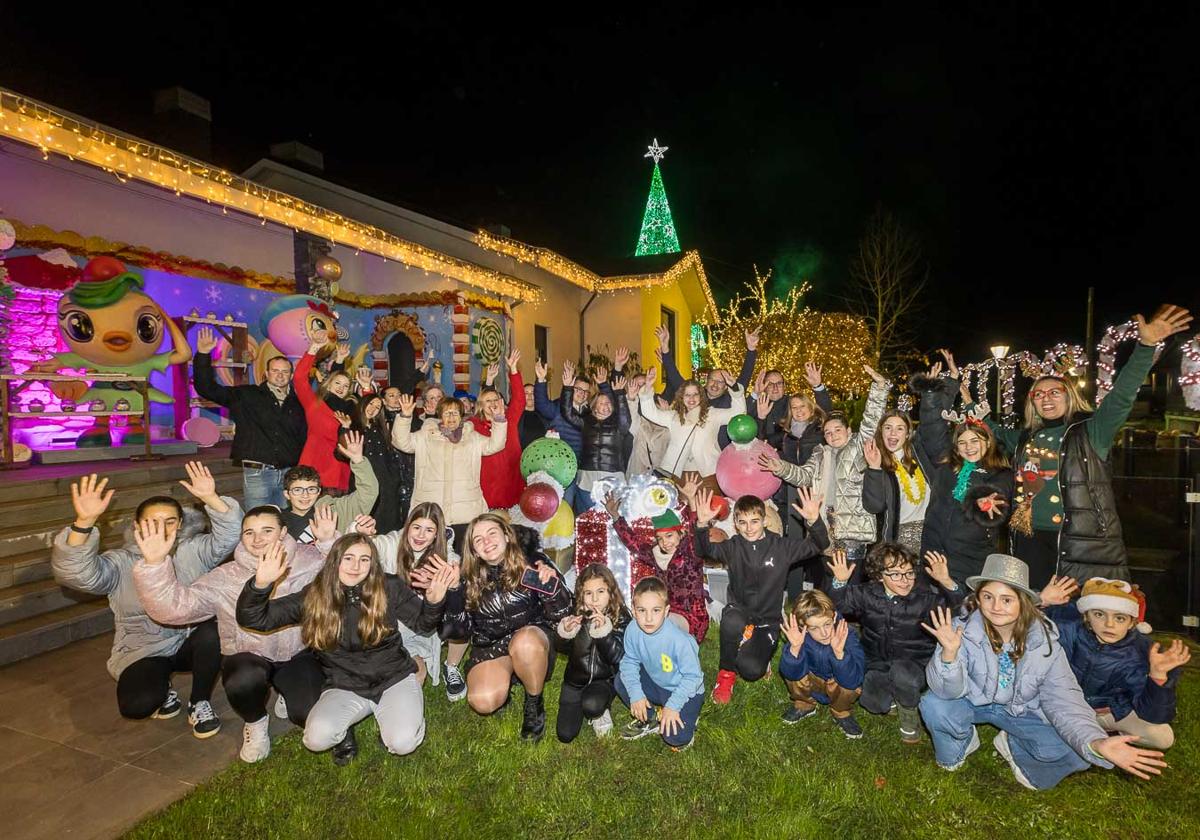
[71,473,114,526]
[1038,575,1079,607]
[613,374,627,392]
[307,329,329,355]
[976,492,1008,520]
[1148,639,1191,681]
[693,487,719,525]
[311,505,338,543]
[755,391,772,420]
[337,430,364,463]
[1135,304,1192,346]
[928,361,943,379]
[921,606,964,663]
[781,613,808,654]
[830,618,849,659]
[613,346,629,371]
[745,328,760,351]
[133,517,177,566]
[642,367,658,392]
[333,410,353,430]
[924,551,955,588]
[562,360,576,387]
[506,347,522,373]
[419,354,432,374]
[254,540,289,588]
[938,348,960,379]
[335,341,351,363]
[398,394,416,417]
[1091,735,1168,780]
[804,361,822,389]
[484,363,499,387]
[792,486,822,524]
[654,325,670,353]
[826,548,856,583]
[355,366,374,391]
[352,514,377,536]
[959,381,973,406]
[678,472,702,503]
[196,326,218,354]
[863,437,883,469]
[535,357,548,382]
[863,363,887,385]
[603,491,622,520]
[594,365,609,384]
[179,461,220,507]
[757,452,783,474]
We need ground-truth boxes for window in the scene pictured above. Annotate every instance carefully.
[534,324,549,364]
[660,307,676,368]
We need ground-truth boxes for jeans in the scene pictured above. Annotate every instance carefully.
[615,666,704,747]
[115,618,221,718]
[919,696,1092,789]
[243,465,287,510]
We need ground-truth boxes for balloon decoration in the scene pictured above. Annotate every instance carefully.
[520,437,578,488]
[519,481,560,522]
[314,255,342,281]
[716,438,782,500]
[471,316,504,364]
[726,413,758,444]
[710,495,732,521]
[543,500,575,541]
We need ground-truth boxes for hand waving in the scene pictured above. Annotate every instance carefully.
[921,606,964,663]
[781,613,808,653]
[1148,639,1191,681]
[196,326,218,354]
[863,364,887,385]
[179,461,218,503]
[310,505,338,543]
[863,437,883,469]
[825,548,856,583]
[1135,304,1192,346]
[1038,575,1079,607]
[924,551,955,588]
[804,361,822,389]
[792,486,822,524]
[398,394,416,417]
[133,517,177,566]
[613,346,630,371]
[71,473,115,526]
[254,540,289,588]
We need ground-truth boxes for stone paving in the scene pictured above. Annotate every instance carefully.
[1,632,291,839]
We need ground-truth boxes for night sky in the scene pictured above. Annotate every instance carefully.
[5,5,1198,362]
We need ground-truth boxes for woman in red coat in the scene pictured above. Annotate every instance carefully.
[294,333,355,492]
[468,349,526,510]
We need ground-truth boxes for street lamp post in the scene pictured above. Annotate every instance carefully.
[990,345,1010,419]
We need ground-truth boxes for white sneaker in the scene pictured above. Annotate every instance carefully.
[938,725,980,771]
[993,730,1038,790]
[274,694,288,720]
[590,709,614,737]
[240,716,271,763]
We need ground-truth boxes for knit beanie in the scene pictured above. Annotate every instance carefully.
[1076,577,1152,634]
[651,509,683,532]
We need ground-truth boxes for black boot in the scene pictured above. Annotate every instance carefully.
[332,727,358,766]
[520,692,545,742]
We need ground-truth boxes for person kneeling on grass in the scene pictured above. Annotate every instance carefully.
[1044,577,1189,751]
[919,554,1169,789]
[237,534,456,765]
[133,505,336,763]
[692,486,828,705]
[779,590,867,739]
[616,576,705,751]
[554,563,632,742]
[441,514,573,742]
[826,544,964,744]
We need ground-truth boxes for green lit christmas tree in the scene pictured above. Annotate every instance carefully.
[634,139,681,256]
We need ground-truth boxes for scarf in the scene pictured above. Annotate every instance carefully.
[440,423,464,444]
[651,544,676,571]
[952,460,979,502]
[790,419,810,438]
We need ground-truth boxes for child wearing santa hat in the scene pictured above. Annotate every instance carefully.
[1046,577,1190,750]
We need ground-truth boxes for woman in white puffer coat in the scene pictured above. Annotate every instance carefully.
[638,366,747,481]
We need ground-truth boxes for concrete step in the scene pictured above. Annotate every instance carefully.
[0,578,102,624]
[0,531,128,590]
[0,456,241,505]
[0,600,114,667]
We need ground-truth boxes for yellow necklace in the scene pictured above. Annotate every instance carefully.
[895,462,927,506]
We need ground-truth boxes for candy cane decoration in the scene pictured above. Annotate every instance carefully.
[1181,334,1200,410]
[1095,321,1165,404]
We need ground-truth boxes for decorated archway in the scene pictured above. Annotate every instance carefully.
[370,309,426,387]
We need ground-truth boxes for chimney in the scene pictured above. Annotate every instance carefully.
[152,87,212,160]
[269,141,325,173]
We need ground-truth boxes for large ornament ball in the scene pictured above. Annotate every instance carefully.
[520,437,577,487]
[519,482,560,523]
[711,495,731,521]
[314,255,343,282]
[726,413,758,444]
[543,501,575,539]
[716,438,782,500]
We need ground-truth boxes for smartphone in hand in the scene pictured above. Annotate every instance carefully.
[520,566,559,597]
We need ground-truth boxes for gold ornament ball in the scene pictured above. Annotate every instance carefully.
[315,256,343,282]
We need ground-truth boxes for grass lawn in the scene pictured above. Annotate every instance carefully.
[129,635,1200,840]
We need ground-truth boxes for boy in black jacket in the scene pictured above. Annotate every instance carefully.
[827,542,964,743]
[694,487,828,705]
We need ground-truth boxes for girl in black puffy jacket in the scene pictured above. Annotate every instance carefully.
[441,514,572,741]
[553,563,631,742]
[559,368,632,512]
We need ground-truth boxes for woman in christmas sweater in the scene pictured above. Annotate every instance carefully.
[468,349,527,511]
[976,304,1191,587]
[294,330,357,493]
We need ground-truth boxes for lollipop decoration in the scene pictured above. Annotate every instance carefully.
[471,317,504,365]
[1180,334,1200,410]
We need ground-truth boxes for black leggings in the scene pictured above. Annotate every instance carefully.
[718,605,779,680]
[859,660,927,714]
[556,680,616,743]
[115,618,222,719]
[221,650,325,726]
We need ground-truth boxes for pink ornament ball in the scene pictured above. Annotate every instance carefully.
[715,439,782,500]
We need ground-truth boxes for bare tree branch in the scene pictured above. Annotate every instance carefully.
[848,206,927,370]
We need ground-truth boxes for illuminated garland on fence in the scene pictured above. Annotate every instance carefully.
[1095,320,1165,404]
[0,89,542,303]
[1181,334,1200,410]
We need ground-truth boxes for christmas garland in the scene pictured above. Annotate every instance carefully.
[895,462,927,506]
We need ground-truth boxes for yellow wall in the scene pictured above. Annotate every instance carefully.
[640,276,695,386]
[511,281,587,379]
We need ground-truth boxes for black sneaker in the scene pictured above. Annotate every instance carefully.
[442,662,467,702]
[152,686,182,720]
[332,728,358,766]
[620,712,660,740]
[835,715,864,740]
[187,701,221,739]
[781,705,818,725]
[520,692,546,741]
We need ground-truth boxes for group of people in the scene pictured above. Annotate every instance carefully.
[48,302,1194,791]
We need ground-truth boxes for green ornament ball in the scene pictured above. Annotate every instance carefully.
[520,437,578,487]
[726,413,758,444]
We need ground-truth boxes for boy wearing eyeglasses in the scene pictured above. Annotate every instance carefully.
[826,542,964,743]
[279,431,378,543]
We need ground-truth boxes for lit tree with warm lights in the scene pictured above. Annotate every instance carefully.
[634,139,681,256]
[706,269,872,398]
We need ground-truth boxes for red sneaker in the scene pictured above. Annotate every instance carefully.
[711,669,737,704]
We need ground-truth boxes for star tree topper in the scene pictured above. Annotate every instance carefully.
[644,139,668,163]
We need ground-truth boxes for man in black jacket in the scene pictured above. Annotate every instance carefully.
[192,327,306,509]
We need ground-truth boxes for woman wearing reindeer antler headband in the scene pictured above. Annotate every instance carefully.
[974,304,1192,589]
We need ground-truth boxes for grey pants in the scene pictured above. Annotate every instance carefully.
[302,674,425,756]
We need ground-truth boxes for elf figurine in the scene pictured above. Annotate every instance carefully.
[36,256,191,447]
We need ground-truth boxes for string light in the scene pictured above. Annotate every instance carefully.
[0,89,542,303]
[635,147,681,256]
[1180,334,1200,409]
[1095,320,1164,404]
